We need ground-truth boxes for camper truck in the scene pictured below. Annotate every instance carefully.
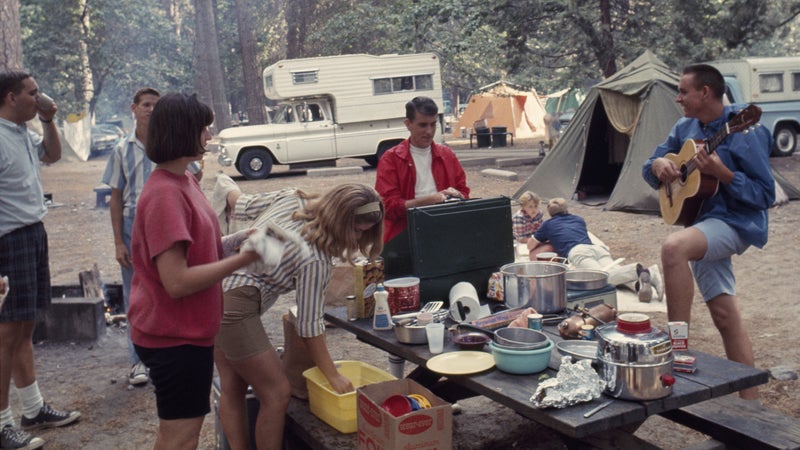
[216,53,445,179]
[708,57,800,156]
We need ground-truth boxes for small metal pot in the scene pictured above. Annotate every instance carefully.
[596,313,676,400]
[394,324,427,344]
[500,262,568,314]
[566,269,609,291]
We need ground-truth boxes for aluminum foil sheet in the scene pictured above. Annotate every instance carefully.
[530,356,605,408]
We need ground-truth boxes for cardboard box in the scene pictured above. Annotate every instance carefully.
[668,321,689,351]
[357,379,452,450]
[354,257,384,319]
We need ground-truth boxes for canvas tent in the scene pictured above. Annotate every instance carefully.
[515,51,686,213]
[453,81,547,140]
[543,88,584,115]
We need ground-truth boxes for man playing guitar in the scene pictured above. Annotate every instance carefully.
[642,64,775,400]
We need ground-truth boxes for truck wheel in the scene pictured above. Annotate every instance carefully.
[238,149,273,179]
[365,142,395,167]
[773,125,797,157]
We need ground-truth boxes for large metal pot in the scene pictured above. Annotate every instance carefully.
[500,262,568,314]
[596,313,676,400]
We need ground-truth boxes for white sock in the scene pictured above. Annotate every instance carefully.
[0,406,13,428]
[16,381,44,419]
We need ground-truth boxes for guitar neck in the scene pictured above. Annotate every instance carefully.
[703,122,730,155]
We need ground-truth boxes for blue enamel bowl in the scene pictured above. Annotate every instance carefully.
[489,339,554,375]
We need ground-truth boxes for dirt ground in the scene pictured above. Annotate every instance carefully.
[13,139,799,449]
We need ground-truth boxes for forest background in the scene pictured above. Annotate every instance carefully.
[2,0,800,133]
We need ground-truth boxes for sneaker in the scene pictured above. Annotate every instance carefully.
[636,264,652,303]
[129,362,149,386]
[20,404,81,431]
[0,425,44,450]
[648,264,664,302]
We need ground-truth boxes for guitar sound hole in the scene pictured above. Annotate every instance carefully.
[680,165,688,183]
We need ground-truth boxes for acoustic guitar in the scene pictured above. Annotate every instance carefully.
[658,104,762,226]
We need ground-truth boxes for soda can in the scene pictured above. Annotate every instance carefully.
[527,313,543,331]
[579,324,595,340]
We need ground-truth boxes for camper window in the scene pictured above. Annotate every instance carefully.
[393,76,414,91]
[292,70,319,85]
[372,74,434,95]
[759,73,783,94]
[793,73,800,92]
[415,75,433,91]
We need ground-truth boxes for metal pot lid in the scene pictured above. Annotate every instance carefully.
[596,313,672,364]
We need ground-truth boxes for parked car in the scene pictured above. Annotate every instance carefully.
[90,124,125,157]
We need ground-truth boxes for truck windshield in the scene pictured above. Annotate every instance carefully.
[272,104,296,124]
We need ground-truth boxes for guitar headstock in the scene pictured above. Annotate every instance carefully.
[728,104,762,134]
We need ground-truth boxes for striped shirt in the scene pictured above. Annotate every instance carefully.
[101,134,153,218]
[101,132,202,218]
[222,188,331,338]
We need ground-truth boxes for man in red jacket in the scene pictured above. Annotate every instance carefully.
[375,96,469,243]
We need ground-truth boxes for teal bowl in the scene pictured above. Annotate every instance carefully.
[489,339,554,374]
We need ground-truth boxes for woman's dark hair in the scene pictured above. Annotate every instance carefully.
[146,93,214,163]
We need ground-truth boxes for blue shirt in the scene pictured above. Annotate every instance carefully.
[0,118,47,237]
[642,104,775,248]
[533,213,592,257]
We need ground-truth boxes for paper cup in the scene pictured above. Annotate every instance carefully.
[37,93,55,112]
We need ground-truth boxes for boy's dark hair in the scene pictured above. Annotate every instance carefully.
[146,93,214,163]
[133,87,160,105]
[683,64,725,99]
[405,96,439,121]
[0,71,32,107]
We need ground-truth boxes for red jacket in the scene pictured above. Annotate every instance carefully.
[375,140,469,243]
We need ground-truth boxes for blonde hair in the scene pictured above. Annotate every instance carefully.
[547,197,569,216]
[518,191,541,208]
[293,184,384,262]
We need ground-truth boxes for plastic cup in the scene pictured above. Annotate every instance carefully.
[425,322,445,354]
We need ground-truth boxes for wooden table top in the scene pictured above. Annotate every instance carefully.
[324,306,768,439]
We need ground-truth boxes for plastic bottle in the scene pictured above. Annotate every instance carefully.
[372,284,392,330]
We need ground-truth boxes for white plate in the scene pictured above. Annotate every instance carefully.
[426,351,495,375]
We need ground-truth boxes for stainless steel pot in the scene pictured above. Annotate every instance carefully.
[456,324,549,350]
[500,262,568,314]
[566,269,609,291]
[596,313,675,400]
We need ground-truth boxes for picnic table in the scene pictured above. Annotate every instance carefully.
[322,306,769,448]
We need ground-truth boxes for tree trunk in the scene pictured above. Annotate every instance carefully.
[599,0,617,77]
[78,0,95,118]
[233,0,266,125]
[194,0,231,132]
[285,0,307,58]
[0,0,24,71]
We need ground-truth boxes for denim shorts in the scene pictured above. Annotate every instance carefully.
[691,218,749,301]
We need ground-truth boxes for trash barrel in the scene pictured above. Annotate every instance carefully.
[492,126,507,147]
[475,127,491,148]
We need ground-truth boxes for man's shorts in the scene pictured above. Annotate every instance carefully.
[691,218,749,301]
[134,344,214,420]
[0,223,51,322]
[215,286,273,361]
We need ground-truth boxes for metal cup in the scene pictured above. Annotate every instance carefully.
[527,313,543,331]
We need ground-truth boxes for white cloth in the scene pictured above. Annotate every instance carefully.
[240,221,310,273]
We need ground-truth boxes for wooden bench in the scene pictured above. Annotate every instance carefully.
[660,395,800,450]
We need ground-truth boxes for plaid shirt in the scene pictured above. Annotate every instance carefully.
[512,209,543,240]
